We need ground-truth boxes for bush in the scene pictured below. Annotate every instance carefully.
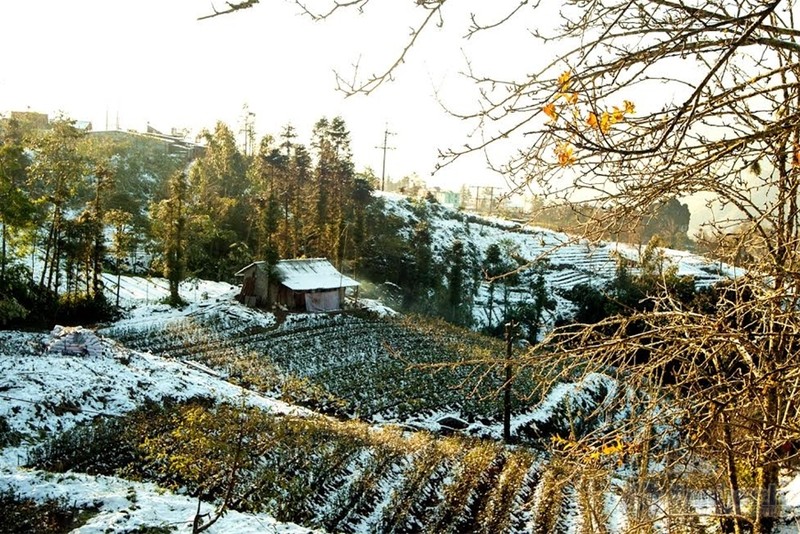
[0,415,22,447]
[55,293,119,325]
[0,263,36,326]
[0,489,98,533]
[26,416,138,475]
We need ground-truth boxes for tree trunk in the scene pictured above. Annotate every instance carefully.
[93,233,103,300]
[503,321,514,443]
[39,221,54,291]
[753,386,779,534]
[116,261,121,308]
[1,220,7,285]
[722,413,744,534]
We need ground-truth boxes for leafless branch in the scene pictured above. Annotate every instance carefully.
[198,0,259,21]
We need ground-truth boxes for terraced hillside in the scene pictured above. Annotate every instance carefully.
[102,308,546,431]
[99,197,734,439]
[28,397,604,534]
[375,195,739,330]
[4,313,620,533]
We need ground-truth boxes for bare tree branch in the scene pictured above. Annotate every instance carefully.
[198,0,260,21]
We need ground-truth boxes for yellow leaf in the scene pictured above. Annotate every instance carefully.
[587,112,598,129]
[555,142,575,167]
[567,92,579,105]
[558,70,571,92]
[543,102,558,121]
[600,112,611,134]
[624,100,635,114]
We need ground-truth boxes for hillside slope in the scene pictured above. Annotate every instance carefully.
[4,279,800,532]
[0,322,316,533]
[371,193,739,330]
[0,199,775,533]
[0,288,609,533]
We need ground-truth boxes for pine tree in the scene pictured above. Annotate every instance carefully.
[442,240,473,327]
[0,118,34,285]
[153,171,188,306]
[104,209,133,308]
[247,135,281,261]
[188,122,248,279]
[311,117,356,265]
[290,144,312,257]
[28,117,89,297]
[86,163,112,301]
[404,220,437,310]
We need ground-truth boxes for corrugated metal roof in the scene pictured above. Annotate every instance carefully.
[237,259,359,291]
[275,258,360,291]
[234,261,266,276]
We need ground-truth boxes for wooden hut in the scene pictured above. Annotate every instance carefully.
[236,258,359,312]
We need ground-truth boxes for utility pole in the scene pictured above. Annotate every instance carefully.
[240,104,256,157]
[503,320,517,443]
[375,124,396,191]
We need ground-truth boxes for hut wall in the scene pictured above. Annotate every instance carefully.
[304,290,340,312]
[254,270,270,305]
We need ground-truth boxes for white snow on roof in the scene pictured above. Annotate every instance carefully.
[275,258,360,291]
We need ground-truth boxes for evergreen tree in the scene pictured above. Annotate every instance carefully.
[290,143,312,257]
[85,163,112,301]
[153,171,188,306]
[359,201,413,299]
[28,117,89,297]
[347,174,375,275]
[483,242,512,331]
[311,116,356,265]
[0,118,34,285]
[640,198,691,249]
[403,220,437,310]
[510,263,556,344]
[104,209,133,308]
[188,122,248,279]
[442,240,473,327]
[247,135,281,261]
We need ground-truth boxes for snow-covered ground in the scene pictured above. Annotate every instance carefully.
[0,282,318,533]
[0,275,402,532]
[2,199,795,532]
[3,274,800,532]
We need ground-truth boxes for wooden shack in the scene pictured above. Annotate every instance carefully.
[236,258,359,312]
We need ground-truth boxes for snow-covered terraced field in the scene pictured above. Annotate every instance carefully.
[380,195,741,330]
[1,195,767,533]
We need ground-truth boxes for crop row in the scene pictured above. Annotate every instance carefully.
[104,311,542,425]
[28,406,586,533]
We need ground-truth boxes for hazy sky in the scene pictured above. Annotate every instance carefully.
[0,1,539,190]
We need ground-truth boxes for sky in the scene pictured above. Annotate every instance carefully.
[0,0,538,191]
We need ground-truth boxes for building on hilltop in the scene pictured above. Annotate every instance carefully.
[235,258,359,312]
[89,127,205,160]
[9,111,50,130]
[7,111,92,131]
